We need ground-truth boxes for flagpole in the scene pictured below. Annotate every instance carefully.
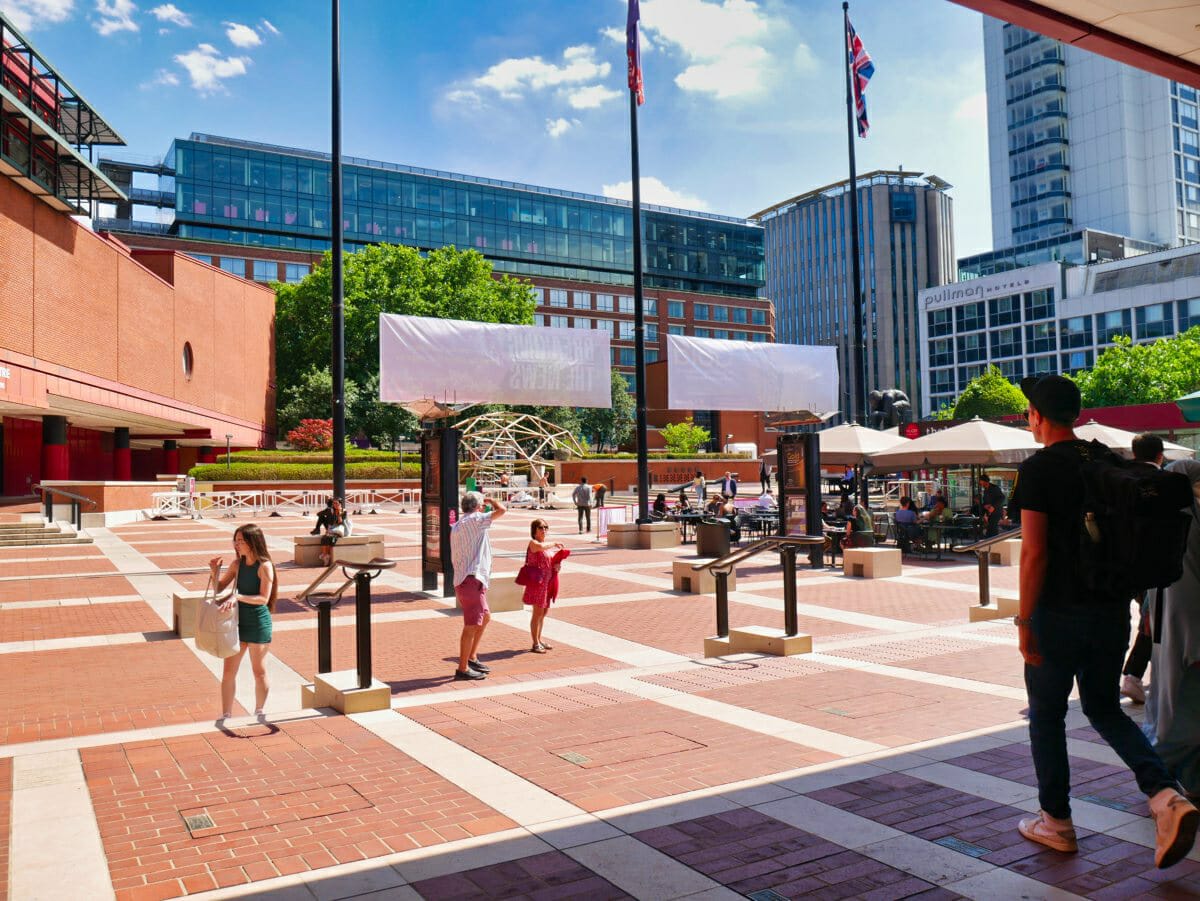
[628,3,649,523]
[843,1,867,432]
[331,0,346,502]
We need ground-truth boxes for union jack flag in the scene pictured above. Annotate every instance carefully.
[847,17,874,137]
[627,0,644,105]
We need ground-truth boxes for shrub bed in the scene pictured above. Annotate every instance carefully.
[582,452,752,460]
[190,462,419,481]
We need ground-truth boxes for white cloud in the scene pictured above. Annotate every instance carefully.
[141,67,178,88]
[474,44,611,100]
[601,24,654,52]
[149,2,188,26]
[953,90,988,124]
[94,0,137,35]
[602,176,710,211]
[641,0,774,99]
[0,0,75,31]
[445,88,483,108]
[174,42,250,93]
[224,20,260,48]
[259,18,279,36]
[566,84,621,109]
[545,117,580,138]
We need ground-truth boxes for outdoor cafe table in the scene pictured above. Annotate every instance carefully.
[917,519,979,560]
[669,511,705,543]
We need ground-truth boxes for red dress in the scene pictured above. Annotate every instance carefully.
[521,546,570,608]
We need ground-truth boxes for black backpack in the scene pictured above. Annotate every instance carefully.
[1051,440,1192,602]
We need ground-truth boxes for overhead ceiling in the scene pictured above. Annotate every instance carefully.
[951,1,1200,87]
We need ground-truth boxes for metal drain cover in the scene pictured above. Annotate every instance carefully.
[182,814,215,833]
[557,751,591,765]
[934,836,991,858]
[746,890,790,901]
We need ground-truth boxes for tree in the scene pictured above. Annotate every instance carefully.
[273,243,537,443]
[577,371,636,451]
[277,366,360,437]
[287,419,334,450]
[661,417,711,455]
[1074,328,1200,408]
[951,366,1027,420]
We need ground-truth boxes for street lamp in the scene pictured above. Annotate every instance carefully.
[225,433,232,472]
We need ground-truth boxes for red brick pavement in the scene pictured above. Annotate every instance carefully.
[807,773,1200,896]
[751,578,972,625]
[554,596,877,657]
[269,588,449,623]
[0,558,115,577]
[81,717,515,899]
[828,637,1026,689]
[635,807,960,899]
[0,643,234,745]
[0,545,105,560]
[410,850,632,899]
[697,669,1026,747]
[918,566,1021,590]
[0,758,10,901]
[0,574,138,604]
[0,600,167,642]
[270,616,621,695]
[637,655,837,694]
[403,685,835,811]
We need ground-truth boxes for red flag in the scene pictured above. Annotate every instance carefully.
[627,0,644,105]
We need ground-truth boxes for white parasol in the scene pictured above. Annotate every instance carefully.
[869,417,1039,470]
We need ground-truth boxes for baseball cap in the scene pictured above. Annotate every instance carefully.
[1021,375,1081,425]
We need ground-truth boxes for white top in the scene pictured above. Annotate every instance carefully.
[450,511,494,588]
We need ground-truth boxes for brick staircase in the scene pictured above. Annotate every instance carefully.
[0,521,93,547]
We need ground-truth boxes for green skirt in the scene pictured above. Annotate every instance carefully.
[238,601,272,644]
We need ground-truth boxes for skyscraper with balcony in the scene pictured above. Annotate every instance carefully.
[985,17,1194,251]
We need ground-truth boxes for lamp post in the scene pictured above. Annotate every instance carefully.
[225,433,232,472]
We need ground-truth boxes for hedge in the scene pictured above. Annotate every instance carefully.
[223,450,417,465]
[581,452,752,461]
[189,462,420,482]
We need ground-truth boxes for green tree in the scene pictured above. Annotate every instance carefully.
[577,371,636,451]
[660,417,711,455]
[951,365,1027,420]
[274,243,537,442]
[1074,328,1200,408]
[277,366,360,437]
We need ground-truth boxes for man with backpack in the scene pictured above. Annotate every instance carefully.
[572,477,593,534]
[1120,433,1167,705]
[1011,375,1197,869]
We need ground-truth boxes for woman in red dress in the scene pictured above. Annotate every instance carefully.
[522,518,568,652]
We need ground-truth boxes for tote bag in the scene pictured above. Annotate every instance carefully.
[194,576,240,659]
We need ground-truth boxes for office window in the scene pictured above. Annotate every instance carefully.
[596,319,614,335]
[1180,298,1200,332]
[596,294,614,312]
[1137,303,1174,340]
[751,332,767,342]
[990,327,1022,358]
[929,338,953,367]
[646,348,659,363]
[619,321,634,340]
[958,363,985,390]
[731,307,748,324]
[285,263,310,283]
[573,317,591,329]
[890,192,916,222]
[668,300,685,318]
[695,328,711,338]
[695,304,711,321]
[989,295,1021,327]
[714,329,729,340]
[252,260,277,282]
[572,291,591,309]
[1096,309,1132,344]
[955,302,985,333]
[550,315,569,328]
[619,347,636,366]
[956,333,986,362]
[549,289,568,307]
[618,295,634,314]
[188,253,211,265]
[645,298,657,316]
[219,257,246,277]
[995,358,1023,381]
[646,323,658,341]
[1061,350,1093,373]
[668,325,685,335]
[1059,315,1092,349]
[751,309,767,326]
[732,331,747,341]
[930,368,955,394]
[1024,288,1055,320]
[928,308,953,337]
[712,306,729,323]
[534,314,545,326]
[1027,354,1055,375]
[1025,322,1056,354]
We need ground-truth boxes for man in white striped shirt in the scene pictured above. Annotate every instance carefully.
[449,491,506,681]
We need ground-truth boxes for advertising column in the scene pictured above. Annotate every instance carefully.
[777,432,823,564]
[421,428,460,596]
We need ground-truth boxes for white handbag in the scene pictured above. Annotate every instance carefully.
[194,573,240,659]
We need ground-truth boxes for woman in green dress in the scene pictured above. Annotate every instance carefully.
[209,524,278,720]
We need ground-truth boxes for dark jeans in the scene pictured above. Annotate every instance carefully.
[1025,604,1178,819]
[576,505,591,532]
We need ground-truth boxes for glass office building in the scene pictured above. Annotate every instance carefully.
[153,134,762,299]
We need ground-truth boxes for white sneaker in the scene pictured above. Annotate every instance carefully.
[1018,810,1078,853]
[1121,674,1146,704]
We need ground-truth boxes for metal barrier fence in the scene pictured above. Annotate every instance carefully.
[151,488,422,519]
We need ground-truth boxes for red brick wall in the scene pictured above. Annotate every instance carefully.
[0,181,35,355]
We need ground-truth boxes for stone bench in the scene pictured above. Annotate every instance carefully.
[608,521,680,550]
[673,559,737,594]
[607,522,640,549]
[843,546,902,578]
[704,627,812,658]
[988,538,1021,566]
[293,534,385,567]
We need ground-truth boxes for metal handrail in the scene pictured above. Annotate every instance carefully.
[32,482,97,531]
[31,483,97,507]
[691,534,826,641]
[952,527,1022,609]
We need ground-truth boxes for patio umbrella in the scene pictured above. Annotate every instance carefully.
[1176,389,1200,423]
[817,422,907,466]
[869,417,1039,470]
[1075,420,1194,461]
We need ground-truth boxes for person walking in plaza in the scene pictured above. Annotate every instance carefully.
[522,518,569,653]
[449,491,506,681]
[693,470,707,506]
[759,460,770,494]
[572,477,592,533]
[1011,375,1197,868]
[594,481,607,509]
[978,474,1005,538]
[209,524,277,720]
[1121,433,1167,704]
[721,471,739,498]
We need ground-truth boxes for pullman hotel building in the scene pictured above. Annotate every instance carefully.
[96,134,773,394]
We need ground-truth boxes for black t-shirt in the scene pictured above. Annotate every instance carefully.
[1010,438,1122,607]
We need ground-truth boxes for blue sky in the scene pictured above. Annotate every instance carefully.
[4,0,994,255]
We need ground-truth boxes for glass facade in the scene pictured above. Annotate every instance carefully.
[169,134,764,299]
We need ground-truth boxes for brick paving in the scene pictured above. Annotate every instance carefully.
[828,636,1027,689]
[636,808,960,899]
[0,758,10,901]
[750,578,972,625]
[81,717,515,899]
[0,600,166,642]
[410,850,633,899]
[0,573,139,604]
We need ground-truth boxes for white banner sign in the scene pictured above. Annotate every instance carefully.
[379,314,612,408]
[666,335,838,416]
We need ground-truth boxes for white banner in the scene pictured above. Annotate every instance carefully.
[666,335,839,416]
[379,314,612,408]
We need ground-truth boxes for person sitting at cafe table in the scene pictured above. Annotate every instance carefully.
[756,490,774,510]
[651,493,669,519]
[922,496,954,524]
[674,489,692,512]
[706,494,726,517]
[844,503,875,547]
[894,496,921,552]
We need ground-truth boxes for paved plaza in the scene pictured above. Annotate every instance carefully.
[0,504,1195,900]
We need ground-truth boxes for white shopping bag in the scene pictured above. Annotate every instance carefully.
[194,574,240,658]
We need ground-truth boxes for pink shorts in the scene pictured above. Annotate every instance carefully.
[455,576,490,626]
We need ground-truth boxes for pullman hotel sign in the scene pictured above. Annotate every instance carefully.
[919,261,1063,311]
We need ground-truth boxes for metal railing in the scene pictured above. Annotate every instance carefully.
[32,483,96,530]
[297,558,395,688]
[692,535,826,640]
[150,487,421,519]
[952,527,1022,609]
